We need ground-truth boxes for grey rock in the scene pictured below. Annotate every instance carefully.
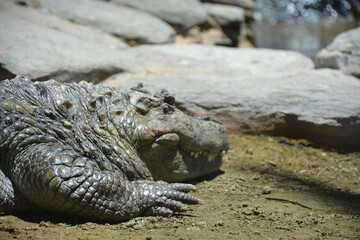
[203,3,245,26]
[315,27,360,78]
[201,0,255,10]
[203,3,245,44]
[113,44,314,79]
[0,1,133,83]
[1,1,127,50]
[110,0,208,30]
[100,44,360,148]
[26,0,175,44]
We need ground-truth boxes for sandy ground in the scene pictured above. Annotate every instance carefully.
[1,134,359,240]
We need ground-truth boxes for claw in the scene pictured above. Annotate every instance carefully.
[162,199,187,212]
[165,190,203,205]
[145,206,173,217]
[169,183,196,193]
[134,181,203,218]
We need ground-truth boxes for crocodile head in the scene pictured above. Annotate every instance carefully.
[124,84,229,182]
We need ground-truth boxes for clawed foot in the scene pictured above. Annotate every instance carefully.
[134,181,203,217]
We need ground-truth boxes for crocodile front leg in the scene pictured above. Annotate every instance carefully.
[0,169,16,212]
[10,142,202,221]
[0,169,38,213]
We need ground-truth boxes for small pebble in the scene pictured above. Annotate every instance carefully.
[268,161,277,167]
[214,220,224,227]
[262,186,272,194]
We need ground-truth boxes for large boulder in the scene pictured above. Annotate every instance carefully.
[315,27,360,78]
[106,44,314,79]
[25,0,175,44]
[101,44,360,148]
[110,0,208,30]
[1,1,127,50]
[200,0,255,10]
[0,1,134,83]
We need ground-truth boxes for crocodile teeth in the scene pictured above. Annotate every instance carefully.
[180,147,226,161]
[219,150,226,157]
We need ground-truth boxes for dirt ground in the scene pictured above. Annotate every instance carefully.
[1,134,359,240]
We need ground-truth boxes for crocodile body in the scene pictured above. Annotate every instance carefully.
[0,76,228,221]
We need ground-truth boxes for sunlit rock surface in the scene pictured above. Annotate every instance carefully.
[315,27,360,78]
[101,44,360,148]
[0,1,132,83]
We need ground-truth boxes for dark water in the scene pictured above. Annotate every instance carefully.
[253,0,359,58]
[253,20,357,58]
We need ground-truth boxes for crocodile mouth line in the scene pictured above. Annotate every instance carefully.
[149,131,227,162]
[179,146,226,162]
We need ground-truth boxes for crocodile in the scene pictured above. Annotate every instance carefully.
[0,76,228,221]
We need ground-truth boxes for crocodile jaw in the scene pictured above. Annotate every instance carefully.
[136,119,228,182]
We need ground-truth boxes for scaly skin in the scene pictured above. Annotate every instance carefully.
[0,76,228,221]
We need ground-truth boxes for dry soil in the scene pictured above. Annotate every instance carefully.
[1,134,359,239]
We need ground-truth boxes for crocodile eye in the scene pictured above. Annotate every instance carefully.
[142,98,152,108]
[135,104,148,115]
[135,98,152,115]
